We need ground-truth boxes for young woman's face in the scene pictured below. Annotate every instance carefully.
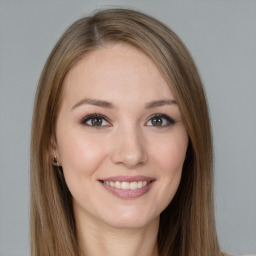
[55,43,188,229]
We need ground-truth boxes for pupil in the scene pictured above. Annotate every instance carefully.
[92,118,102,126]
[152,117,162,126]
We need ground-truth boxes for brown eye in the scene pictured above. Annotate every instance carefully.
[91,117,103,126]
[81,114,110,127]
[151,117,163,126]
[146,114,176,127]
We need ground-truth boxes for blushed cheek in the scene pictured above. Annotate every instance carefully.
[160,139,186,201]
[157,139,187,168]
[58,132,106,181]
[58,137,105,205]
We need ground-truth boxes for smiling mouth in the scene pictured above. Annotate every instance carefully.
[100,180,152,190]
[98,175,156,199]
[98,176,155,199]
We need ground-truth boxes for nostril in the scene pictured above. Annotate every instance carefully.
[110,132,148,168]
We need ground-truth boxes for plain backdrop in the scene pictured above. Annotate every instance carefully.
[0,1,255,255]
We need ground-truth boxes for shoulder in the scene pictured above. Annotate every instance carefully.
[222,253,256,256]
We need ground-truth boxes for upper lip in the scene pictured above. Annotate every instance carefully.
[99,175,156,182]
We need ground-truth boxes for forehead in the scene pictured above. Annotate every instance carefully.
[61,43,175,105]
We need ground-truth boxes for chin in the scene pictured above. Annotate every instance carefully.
[102,210,159,230]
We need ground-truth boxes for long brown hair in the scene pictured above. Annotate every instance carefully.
[31,8,221,256]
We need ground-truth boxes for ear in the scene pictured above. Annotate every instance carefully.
[50,135,58,151]
[50,135,61,166]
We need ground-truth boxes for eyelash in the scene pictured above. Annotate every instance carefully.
[80,113,176,128]
[80,113,110,128]
[147,113,176,127]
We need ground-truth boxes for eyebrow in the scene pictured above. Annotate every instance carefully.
[71,98,116,110]
[71,98,177,110]
[145,99,177,109]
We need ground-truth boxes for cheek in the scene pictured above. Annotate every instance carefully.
[150,131,188,175]
[148,129,188,209]
[56,129,110,206]
[57,128,107,181]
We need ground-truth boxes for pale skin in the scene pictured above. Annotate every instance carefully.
[53,43,188,256]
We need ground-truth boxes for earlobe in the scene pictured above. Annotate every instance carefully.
[50,136,61,166]
[52,155,60,166]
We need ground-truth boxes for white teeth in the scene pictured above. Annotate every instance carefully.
[115,181,122,189]
[130,182,138,190]
[103,180,150,190]
[121,182,129,190]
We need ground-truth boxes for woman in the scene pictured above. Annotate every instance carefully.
[30,8,225,256]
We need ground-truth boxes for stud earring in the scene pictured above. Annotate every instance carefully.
[52,155,59,166]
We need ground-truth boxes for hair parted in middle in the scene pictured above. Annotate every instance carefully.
[30,8,221,256]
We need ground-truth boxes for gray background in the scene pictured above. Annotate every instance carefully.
[0,0,255,255]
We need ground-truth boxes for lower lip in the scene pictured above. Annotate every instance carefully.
[100,181,154,199]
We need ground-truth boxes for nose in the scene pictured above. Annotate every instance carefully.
[110,126,148,169]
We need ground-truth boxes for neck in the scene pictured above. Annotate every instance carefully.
[76,211,159,256]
